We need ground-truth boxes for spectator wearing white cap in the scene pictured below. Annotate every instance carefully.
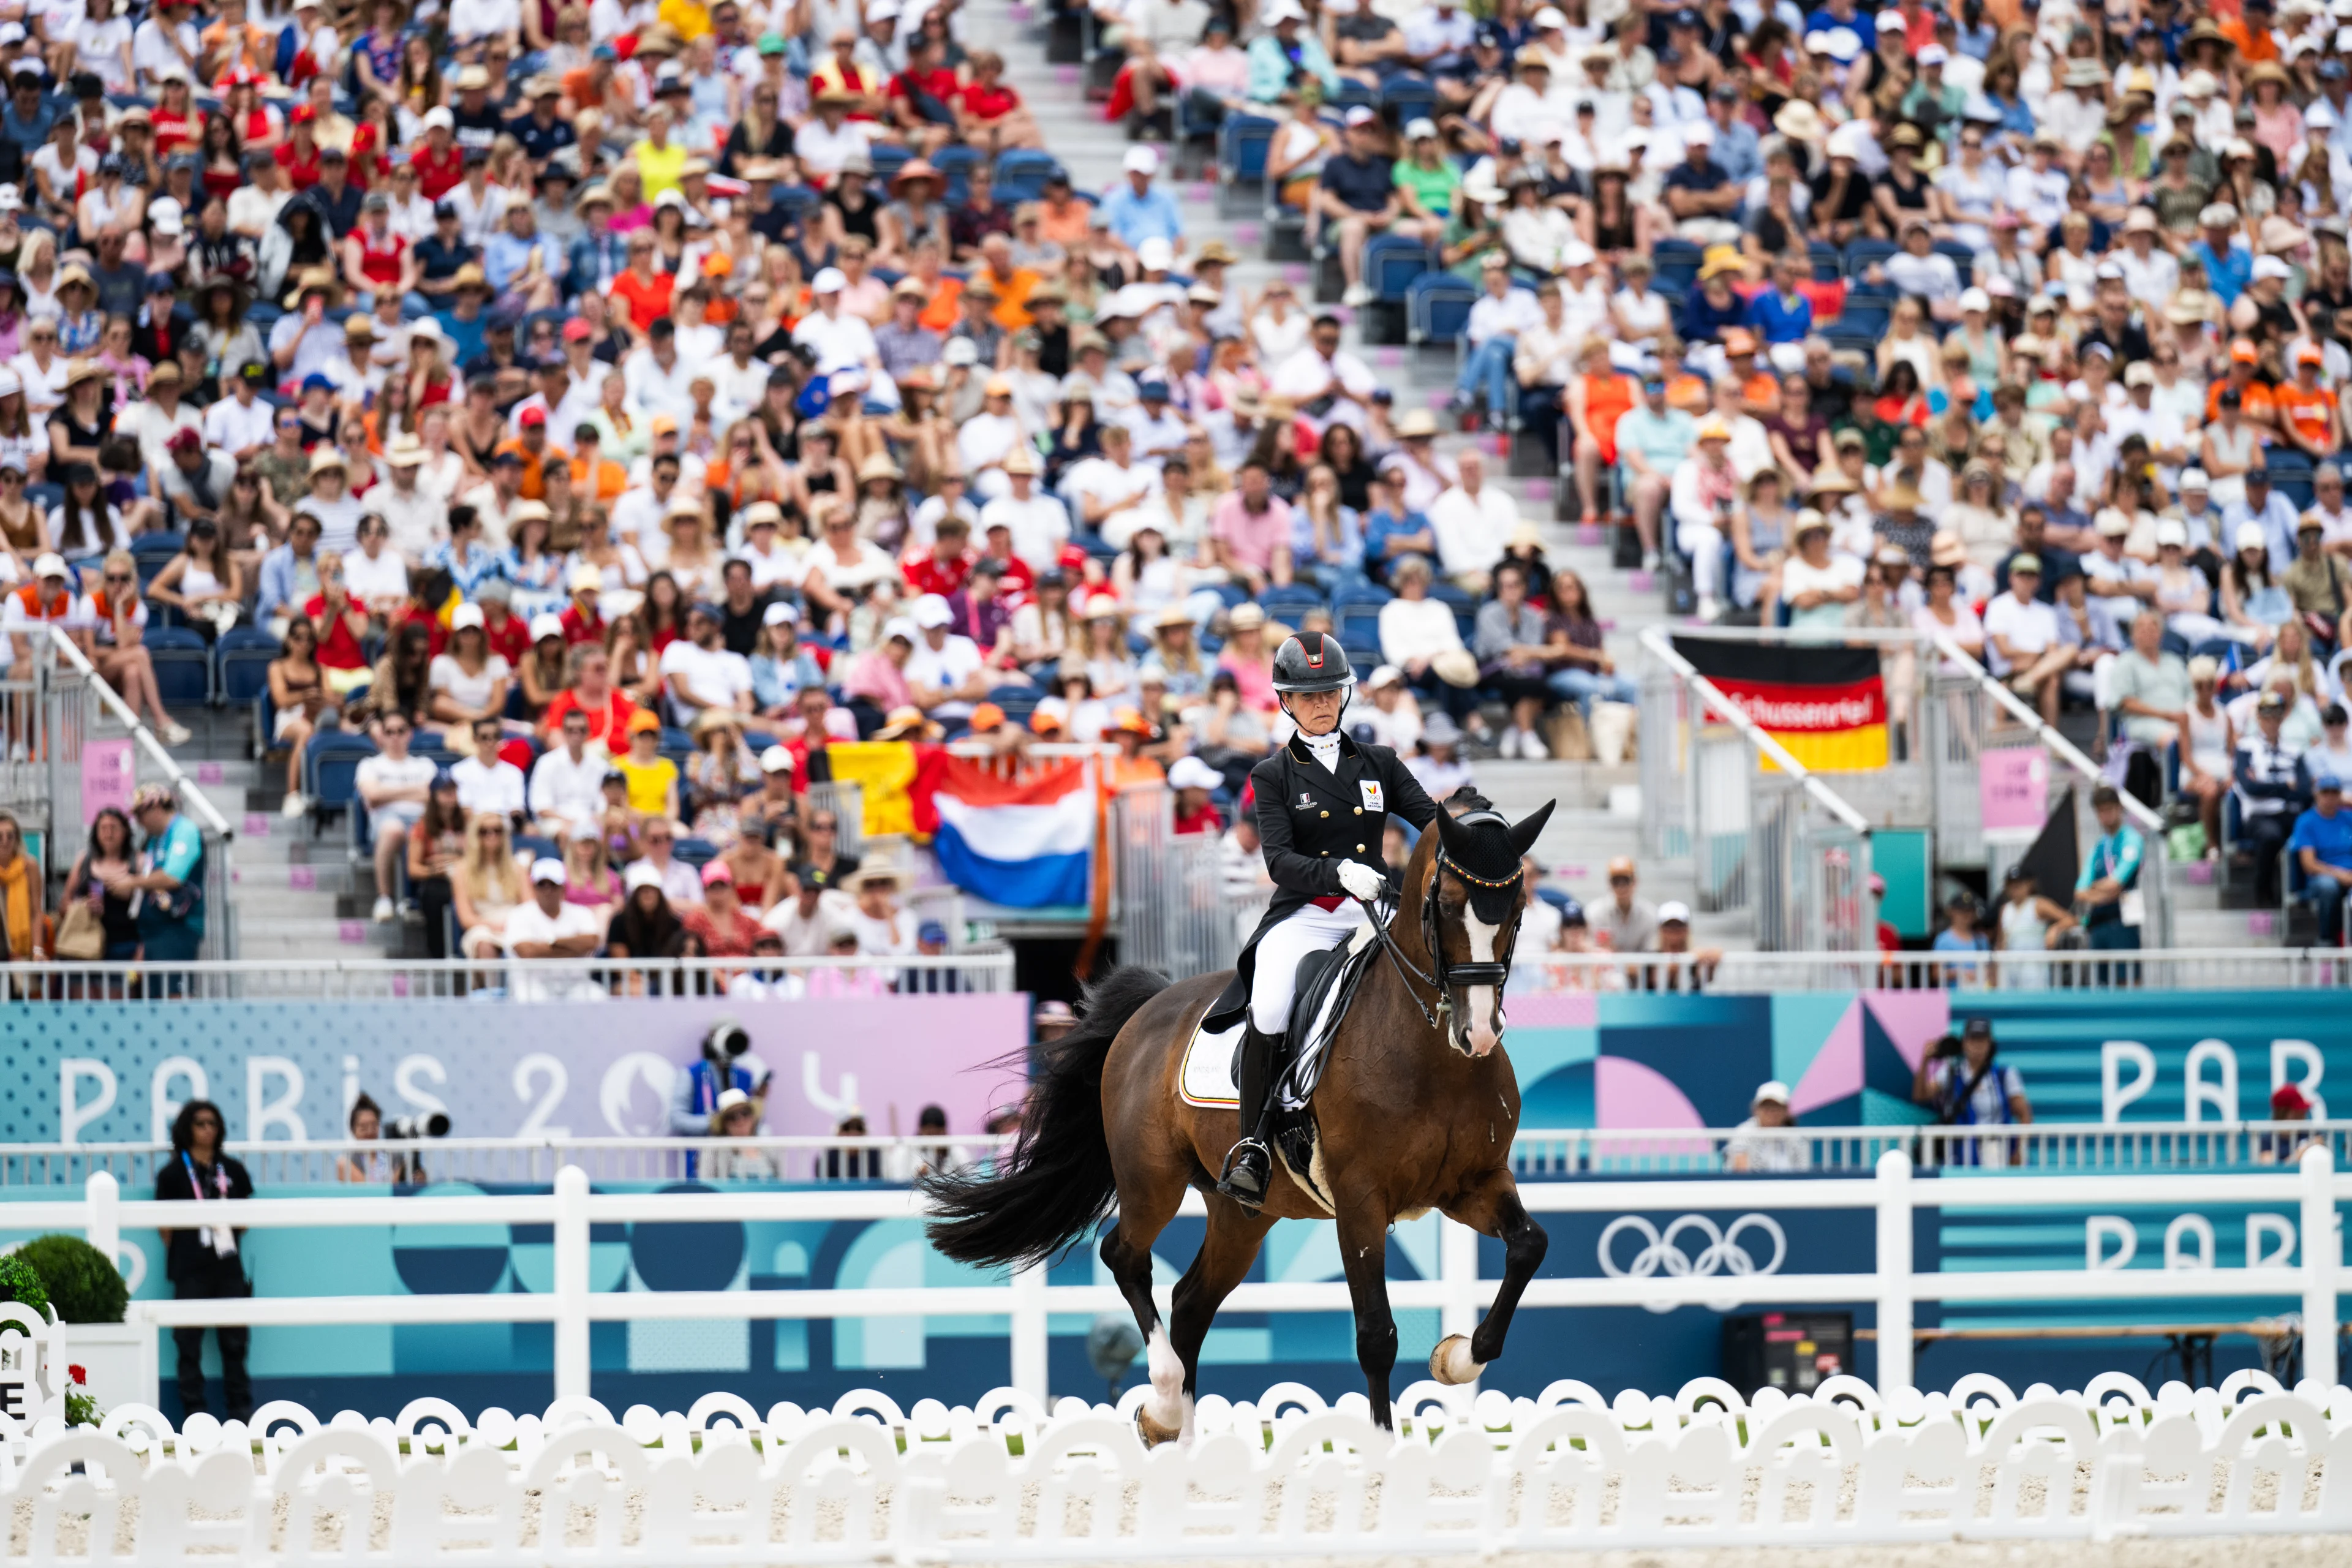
[2169,467,2223,557]
[2109,361,2192,477]
[502,856,606,1000]
[1643,899,1721,992]
[1099,143,1183,261]
[791,266,881,377]
[1724,1081,1810,1172]
[903,592,988,722]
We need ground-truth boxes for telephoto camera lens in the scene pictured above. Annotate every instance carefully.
[386,1112,453,1139]
[706,1021,752,1060]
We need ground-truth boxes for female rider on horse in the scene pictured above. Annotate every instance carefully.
[1212,630,1441,1211]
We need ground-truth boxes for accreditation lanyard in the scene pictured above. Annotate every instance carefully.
[181,1153,238,1257]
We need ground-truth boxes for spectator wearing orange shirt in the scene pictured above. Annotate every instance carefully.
[2205,339,2277,428]
[2219,4,2280,66]
[495,409,567,499]
[608,229,674,333]
[570,424,629,503]
[2278,345,2340,461]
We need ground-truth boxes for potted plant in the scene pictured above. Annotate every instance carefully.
[15,1236,151,1415]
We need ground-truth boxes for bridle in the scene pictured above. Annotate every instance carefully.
[1358,809,1523,1048]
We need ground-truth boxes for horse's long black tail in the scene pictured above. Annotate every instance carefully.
[920,965,1172,1272]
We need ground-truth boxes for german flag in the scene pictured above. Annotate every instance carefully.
[1672,638,1889,772]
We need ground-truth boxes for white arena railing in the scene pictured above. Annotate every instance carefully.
[21,1148,2351,1406]
[2,1121,2346,1187]
[1,1367,2345,1558]
[0,947,2343,1000]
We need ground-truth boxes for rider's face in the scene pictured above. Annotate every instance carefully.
[1289,687,1347,736]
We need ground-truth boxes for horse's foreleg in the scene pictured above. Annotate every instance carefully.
[1333,1200,1398,1430]
[1166,1200,1275,1444]
[1432,1170,1547,1385]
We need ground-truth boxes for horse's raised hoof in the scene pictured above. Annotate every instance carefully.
[1428,1334,1483,1386]
[1136,1404,1183,1448]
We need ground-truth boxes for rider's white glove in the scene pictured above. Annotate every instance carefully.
[1337,860,1385,901]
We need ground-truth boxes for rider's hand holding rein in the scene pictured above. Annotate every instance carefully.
[1338,859,1384,901]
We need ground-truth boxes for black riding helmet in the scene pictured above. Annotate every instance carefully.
[1270,631,1354,694]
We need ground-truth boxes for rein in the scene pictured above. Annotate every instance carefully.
[1356,810,1522,1039]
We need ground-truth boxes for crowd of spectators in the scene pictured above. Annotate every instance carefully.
[1089,0,2352,941]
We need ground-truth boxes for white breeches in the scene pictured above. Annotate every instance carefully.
[1249,900,1369,1033]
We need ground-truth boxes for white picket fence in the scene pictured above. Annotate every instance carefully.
[23,1147,2351,1406]
[7,1371,2352,1559]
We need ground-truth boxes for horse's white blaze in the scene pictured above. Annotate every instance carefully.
[1464,910,1502,1056]
[1145,1326,1184,1428]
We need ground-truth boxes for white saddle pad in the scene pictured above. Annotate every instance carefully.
[1177,919,1381,1110]
[1180,1018,1246,1108]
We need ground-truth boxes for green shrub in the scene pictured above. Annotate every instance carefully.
[16,1235,126,1324]
[0,1253,50,1331]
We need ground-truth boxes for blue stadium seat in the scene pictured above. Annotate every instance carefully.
[1336,603,1384,649]
[1258,587,1327,624]
[1807,240,1842,281]
[2267,448,2315,511]
[1653,238,1703,272]
[932,143,981,205]
[769,186,818,224]
[143,624,211,708]
[1428,581,1476,642]
[1407,271,1476,347]
[304,731,378,834]
[132,533,184,589]
[1363,235,1435,302]
[1379,74,1438,125]
[1844,238,1899,277]
[1330,579,1392,609]
[993,149,1061,203]
[1216,115,1277,213]
[867,143,912,187]
[1931,239,1976,274]
[216,626,280,709]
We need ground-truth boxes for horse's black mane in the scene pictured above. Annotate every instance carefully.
[1446,786,1494,815]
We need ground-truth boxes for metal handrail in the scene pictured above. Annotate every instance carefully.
[1638,625,1872,835]
[1928,631,2165,835]
[42,624,233,839]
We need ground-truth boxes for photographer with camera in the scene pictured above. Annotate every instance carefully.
[669,1017,774,1139]
[338,1093,453,1184]
[1913,1017,2033,1167]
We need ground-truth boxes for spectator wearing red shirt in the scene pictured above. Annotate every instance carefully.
[539,647,636,748]
[276,107,325,190]
[978,521,1035,601]
[900,514,977,598]
[608,230,675,332]
[303,550,371,675]
[682,861,763,954]
[149,71,204,159]
[1168,755,1226,835]
[885,34,961,157]
[412,110,465,201]
[477,582,530,666]
[558,570,606,644]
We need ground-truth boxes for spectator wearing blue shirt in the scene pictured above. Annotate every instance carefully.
[1801,0,1875,56]
[1099,146,1184,256]
[1,69,56,157]
[1361,467,1436,584]
[1744,252,1813,344]
[2290,775,2352,944]
[2188,201,2252,307]
[1930,892,1990,987]
[1701,83,1761,185]
[434,269,493,369]
[1244,1,1340,105]
[2075,784,2147,958]
[128,782,206,964]
[1680,252,1748,343]
[483,201,557,309]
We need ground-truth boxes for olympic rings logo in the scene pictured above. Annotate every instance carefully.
[1597,1214,1789,1280]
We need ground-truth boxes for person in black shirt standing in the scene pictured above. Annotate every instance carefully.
[153,1099,255,1422]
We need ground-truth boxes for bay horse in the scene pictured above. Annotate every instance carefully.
[924,793,1556,1441]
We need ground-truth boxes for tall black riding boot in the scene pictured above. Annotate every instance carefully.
[1215,1022,1283,1209]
